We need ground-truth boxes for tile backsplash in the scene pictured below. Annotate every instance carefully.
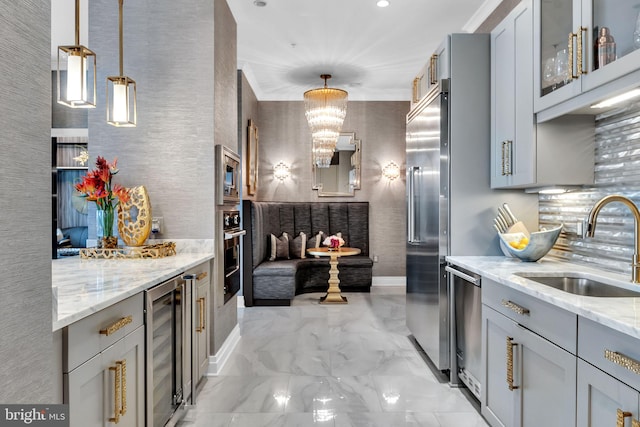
[541,101,640,275]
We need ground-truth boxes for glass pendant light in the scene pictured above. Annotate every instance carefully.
[57,0,97,108]
[107,0,137,127]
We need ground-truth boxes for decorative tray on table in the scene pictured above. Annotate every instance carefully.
[80,242,176,259]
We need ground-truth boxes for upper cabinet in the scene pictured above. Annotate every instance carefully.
[409,39,449,111]
[491,0,595,190]
[534,0,640,115]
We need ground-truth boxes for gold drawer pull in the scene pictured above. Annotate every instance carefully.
[119,360,127,416]
[605,350,640,376]
[506,336,519,391]
[501,299,530,316]
[196,272,208,281]
[100,315,133,336]
[617,408,632,427]
[196,297,205,332]
[108,362,122,423]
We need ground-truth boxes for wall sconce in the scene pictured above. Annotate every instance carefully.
[107,0,137,127]
[274,162,290,181]
[382,161,401,181]
[57,0,96,108]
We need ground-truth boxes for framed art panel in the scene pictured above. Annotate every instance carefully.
[247,119,259,195]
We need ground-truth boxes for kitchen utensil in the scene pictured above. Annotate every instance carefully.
[493,224,502,233]
[498,207,513,227]
[496,216,509,233]
[503,203,518,225]
[493,218,506,233]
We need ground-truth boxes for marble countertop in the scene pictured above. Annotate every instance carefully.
[446,256,640,340]
[52,252,214,331]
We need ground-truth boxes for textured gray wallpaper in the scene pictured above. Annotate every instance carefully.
[0,1,54,402]
[89,0,216,240]
[256,101,409,276]
[239,71,259,201]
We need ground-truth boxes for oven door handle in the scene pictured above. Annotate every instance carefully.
[224,229,246,239]
[445,266,480,286]
[225,265,240,278]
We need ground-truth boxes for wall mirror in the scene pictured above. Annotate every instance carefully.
[313,132,361,197]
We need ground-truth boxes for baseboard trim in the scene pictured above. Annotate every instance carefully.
[206,324,241,376]
[372,276,406,287]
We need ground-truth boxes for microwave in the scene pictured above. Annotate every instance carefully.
[215,145,241,205]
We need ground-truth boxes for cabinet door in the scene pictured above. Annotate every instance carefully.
[66,326,144,427]
[577,359,639,427]
[491,0,536,189]
[482,305,517,427]
[196,276,210,382]
[517,320,577,427]
[534,0,582,112]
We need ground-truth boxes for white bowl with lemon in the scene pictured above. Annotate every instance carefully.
[499,224,563,262]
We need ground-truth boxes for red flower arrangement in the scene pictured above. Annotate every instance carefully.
[75,156,129,245]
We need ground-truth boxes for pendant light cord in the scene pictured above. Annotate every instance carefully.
[74,0,80,45]
[119,0,124,76]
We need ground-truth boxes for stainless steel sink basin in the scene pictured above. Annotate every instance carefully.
[515,273,640,297]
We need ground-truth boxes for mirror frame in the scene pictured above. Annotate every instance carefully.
[312,132,361,197]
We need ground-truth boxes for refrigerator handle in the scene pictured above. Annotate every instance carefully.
[408,166,419,244]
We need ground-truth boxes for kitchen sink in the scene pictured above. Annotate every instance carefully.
[514,273,640,297]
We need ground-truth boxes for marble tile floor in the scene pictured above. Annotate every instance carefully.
[178,288,489,427]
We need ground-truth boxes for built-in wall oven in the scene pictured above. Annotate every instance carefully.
[223,210,245,304]
[145,275,188,427]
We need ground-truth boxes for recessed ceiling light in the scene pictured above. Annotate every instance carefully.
[254,0,267,6]
[377,0,390,7]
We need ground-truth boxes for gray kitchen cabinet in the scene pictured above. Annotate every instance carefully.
[65,326,145,427]
[195,270,210,381]
[491,0,595,190]
[409,35,449,110]
[534,0,640,118]
[482,278,577,427]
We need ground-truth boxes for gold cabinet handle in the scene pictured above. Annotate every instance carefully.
[568,32,578,80]
[196,271,208,281]
[506,336,519,391]
[108,362,122,423]
[412,77,420,103]
[633,418,640,427]
[100,316,133,336]
[501,141,505,176]
[119,360,127,416]
[501,299,529,315]
[578,26,588,76]
[617,409,632,427]
[430,54,438,85]
[605,350,640,376]
[196,297,205,332]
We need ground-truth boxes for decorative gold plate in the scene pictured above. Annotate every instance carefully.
[80,242,176,259]
[118,185,152,247]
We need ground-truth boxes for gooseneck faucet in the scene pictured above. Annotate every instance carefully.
[586,195,640,283]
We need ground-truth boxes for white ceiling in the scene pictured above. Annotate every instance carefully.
[228,0,499,101]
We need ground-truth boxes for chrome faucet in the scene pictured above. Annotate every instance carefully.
[586,195,640,283]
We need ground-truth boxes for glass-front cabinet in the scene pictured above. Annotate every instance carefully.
[535,0,640,112]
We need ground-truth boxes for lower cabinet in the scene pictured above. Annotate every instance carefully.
[483,306,576,427]
[577,359,640,427]
[65,326,145,427]
[195,272,210,381]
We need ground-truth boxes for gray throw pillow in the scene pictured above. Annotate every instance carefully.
[268,232,289,261]
[289,232,307,259]
[307,231,326,258]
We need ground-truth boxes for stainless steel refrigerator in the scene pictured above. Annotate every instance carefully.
[405,34,535,374]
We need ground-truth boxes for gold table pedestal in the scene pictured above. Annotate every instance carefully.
[306,247,361,305]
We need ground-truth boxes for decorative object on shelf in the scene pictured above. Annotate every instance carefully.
[57,0,96,108]
[247,119,259,195]
[72,147,89,166]
[323,234,345,250]
[382,161,401,181]
[107,0,137,127]
[273,161,290,181]
[118,185,152,246]
[499,224,563,262]
[597,27,616,69]
[304,74,348,167]
[75,156,130,248]
[80,241,176,259]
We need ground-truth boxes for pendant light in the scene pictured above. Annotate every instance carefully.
[107,0,137,127]
[304,74,348,166]
[57,0,97,108]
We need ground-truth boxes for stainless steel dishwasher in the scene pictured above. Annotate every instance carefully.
[446,264,482,400]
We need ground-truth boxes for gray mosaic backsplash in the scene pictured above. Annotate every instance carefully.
[541,101,640,275]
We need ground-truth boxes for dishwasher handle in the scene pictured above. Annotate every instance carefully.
[445,265,480,286]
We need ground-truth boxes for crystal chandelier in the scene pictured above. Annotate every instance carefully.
[304,74,348,166]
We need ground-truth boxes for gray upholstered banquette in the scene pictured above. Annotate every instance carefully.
[242,201,373,306]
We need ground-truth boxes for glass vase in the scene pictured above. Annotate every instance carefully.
[96,209,117,248]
